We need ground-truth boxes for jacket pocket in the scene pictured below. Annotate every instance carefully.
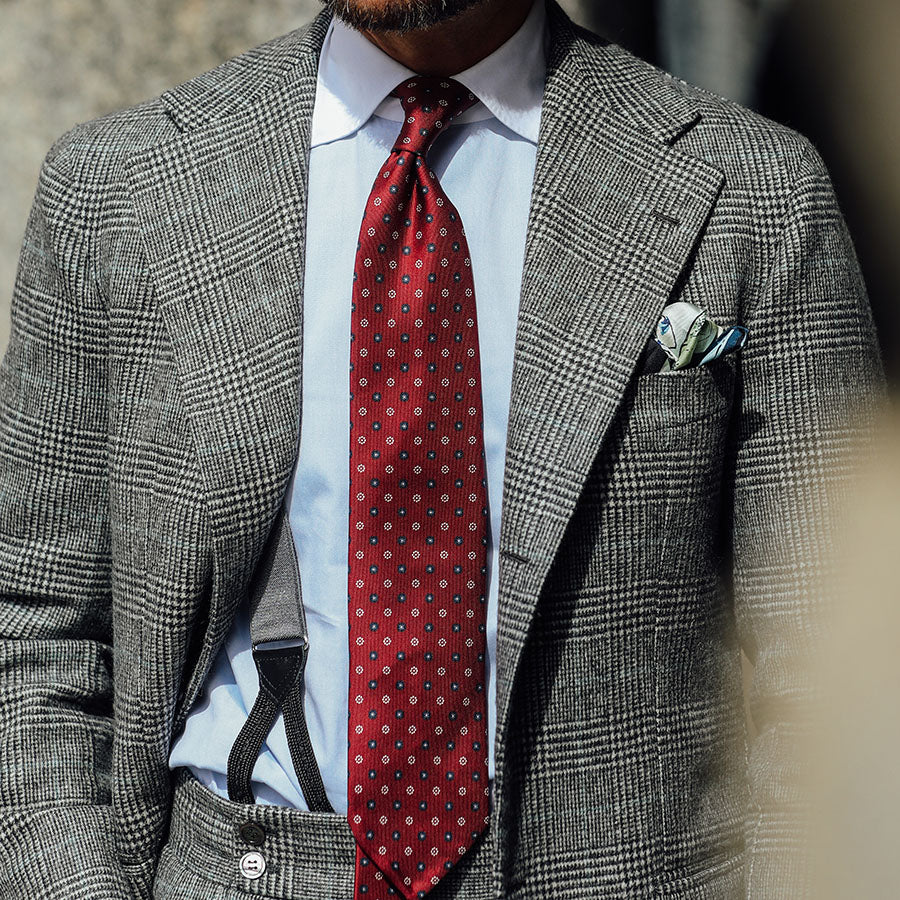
[626,357,736,434]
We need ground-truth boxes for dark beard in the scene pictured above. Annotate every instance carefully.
[321,0,486,34]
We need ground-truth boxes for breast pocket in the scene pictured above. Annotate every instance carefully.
[624,356,736,435]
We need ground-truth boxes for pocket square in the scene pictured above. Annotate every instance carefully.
[653,301,748,372]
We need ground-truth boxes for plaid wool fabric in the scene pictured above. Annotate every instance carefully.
[0,2,884,898]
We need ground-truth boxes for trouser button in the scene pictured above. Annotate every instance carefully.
[239,821,266,846]
[239,850,266,880]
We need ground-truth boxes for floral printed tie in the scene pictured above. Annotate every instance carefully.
[347,77,491,899]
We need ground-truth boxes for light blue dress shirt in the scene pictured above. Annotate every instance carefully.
[168,1,546,814]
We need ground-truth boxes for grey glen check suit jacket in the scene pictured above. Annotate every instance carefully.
[0,2,884,898]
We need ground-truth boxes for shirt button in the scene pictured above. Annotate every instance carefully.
[238,821,266,846]
[239,850,266,880]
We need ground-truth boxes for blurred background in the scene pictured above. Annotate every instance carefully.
[1,0,899,377]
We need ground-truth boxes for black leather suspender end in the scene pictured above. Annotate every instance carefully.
[226,503,334,813]
[227,639,333,812]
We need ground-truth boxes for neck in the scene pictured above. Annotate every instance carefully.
[362,0,534,75]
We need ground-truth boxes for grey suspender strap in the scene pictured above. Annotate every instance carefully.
[226,502,334,813]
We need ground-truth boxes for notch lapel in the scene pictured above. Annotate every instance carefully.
[126,14,331,729]
[491,0,724,829]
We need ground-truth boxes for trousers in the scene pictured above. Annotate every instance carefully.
[152,769,498,900]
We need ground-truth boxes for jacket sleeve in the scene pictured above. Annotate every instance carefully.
[0,140,137,898]
[731,138,886,896]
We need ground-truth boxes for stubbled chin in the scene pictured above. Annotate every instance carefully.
[322,0,485,35]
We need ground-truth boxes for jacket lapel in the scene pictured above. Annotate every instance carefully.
[492,0,724,817]
[126,13,331,728]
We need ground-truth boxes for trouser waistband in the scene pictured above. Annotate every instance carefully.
[155,768,498,899]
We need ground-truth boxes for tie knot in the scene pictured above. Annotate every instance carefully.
[390,76,478,156]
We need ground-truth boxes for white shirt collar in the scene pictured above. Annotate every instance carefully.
[311,0,546,148]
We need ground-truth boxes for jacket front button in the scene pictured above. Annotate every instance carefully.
[239,821,266,846]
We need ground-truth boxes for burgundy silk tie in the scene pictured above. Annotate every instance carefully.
[347,77,491,899]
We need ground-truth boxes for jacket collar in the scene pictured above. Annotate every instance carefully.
[160,11,331,131]
[160,3,700,144]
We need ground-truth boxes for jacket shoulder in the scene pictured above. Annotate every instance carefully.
[41,13,326,187]
[663,67,828,191]
[43,97,174,186]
